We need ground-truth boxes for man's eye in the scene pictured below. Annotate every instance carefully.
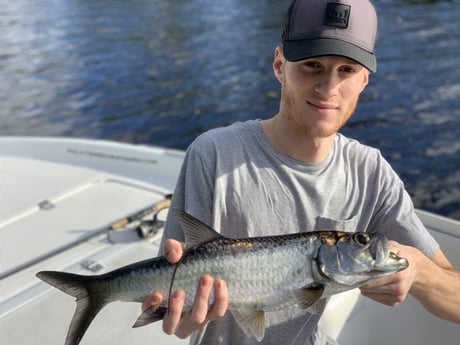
[340,66,358,73]
[303,61,321,69]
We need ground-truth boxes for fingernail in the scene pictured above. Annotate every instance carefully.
[152,294,162,304]
[201,276,211,287]
[215,279,225,289]
[166,249,177,260]
[171,290,185,301]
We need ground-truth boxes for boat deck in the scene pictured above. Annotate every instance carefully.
[0,137,186,345]
[1,137,459,344]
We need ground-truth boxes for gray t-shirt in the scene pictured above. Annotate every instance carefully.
[162,120,439,345]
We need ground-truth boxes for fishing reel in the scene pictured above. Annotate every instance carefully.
[135,194,172,239]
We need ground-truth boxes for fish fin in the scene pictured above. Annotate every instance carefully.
[292,285,324,309]
[36,271,107,345]
[231,309,266,342]
[307,298,328,315]
[174,209,223,246]
[189,324,208,345]
[132,306,167,328]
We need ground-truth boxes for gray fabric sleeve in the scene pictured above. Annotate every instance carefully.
[160,135,216,251]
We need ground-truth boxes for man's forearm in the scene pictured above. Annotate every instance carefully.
[411,250,460,323]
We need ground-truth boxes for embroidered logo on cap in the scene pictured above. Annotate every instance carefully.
[324,3,351,28]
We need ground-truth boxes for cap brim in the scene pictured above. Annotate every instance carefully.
[283,38,377,73]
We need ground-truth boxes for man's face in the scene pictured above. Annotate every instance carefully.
[274,48,369,139]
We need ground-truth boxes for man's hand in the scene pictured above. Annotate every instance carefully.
[359,241,420,306]
[141,239,229,339]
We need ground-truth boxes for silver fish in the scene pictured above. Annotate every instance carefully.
[36,210,408,345]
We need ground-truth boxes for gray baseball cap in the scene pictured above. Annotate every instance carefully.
[281,0,378,72]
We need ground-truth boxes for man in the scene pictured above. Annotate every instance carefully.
[143,0,460,343]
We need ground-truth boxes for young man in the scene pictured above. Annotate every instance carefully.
[143,0,460,343]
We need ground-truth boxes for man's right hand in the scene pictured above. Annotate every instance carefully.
[141,239,229,339]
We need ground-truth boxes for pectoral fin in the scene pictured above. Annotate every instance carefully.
[292,286,324,310]
[231,309,266,341]
[307,298,328,315]
[189,325,208,345]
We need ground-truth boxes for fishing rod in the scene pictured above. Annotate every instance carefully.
[0,194,173,280]
[110,193,173,238]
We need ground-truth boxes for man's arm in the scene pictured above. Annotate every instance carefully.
[360,242,460,323]
[142,239,229,339]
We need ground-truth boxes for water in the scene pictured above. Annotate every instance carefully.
[0,0,459,220]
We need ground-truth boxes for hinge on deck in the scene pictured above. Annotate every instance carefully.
[38,199,55,210]
[81,260,104,272]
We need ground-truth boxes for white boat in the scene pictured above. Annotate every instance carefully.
[0,137,458,345]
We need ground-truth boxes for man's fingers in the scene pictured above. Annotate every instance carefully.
[208,279,228,320]
[145,274,228,339]
[189,275,214,324]
[360,270,409,307]
[162,290,186,335]
[361,290,403,307]
[173,275,214,338]
[174,276,229,339]
[142,292,163,312]
[164,239,185,264]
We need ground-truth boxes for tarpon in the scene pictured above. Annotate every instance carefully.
[37,210,408,345]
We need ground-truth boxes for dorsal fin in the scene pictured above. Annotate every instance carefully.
[173,209,223,246]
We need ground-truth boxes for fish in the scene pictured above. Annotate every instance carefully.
[36,210,408,345]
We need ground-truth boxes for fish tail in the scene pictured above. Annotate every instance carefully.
[36,271,108,345]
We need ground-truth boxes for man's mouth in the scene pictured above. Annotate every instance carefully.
[307,101,338,113]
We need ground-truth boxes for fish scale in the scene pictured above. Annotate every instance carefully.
[171,237,316,312]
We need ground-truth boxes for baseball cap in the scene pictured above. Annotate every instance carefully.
[281,0,378,72]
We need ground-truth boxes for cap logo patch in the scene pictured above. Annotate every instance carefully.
[324,3,350,28]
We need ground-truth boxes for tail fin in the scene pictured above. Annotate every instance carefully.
[36,271,108,345]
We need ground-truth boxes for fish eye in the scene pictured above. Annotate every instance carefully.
[353,233,370,245]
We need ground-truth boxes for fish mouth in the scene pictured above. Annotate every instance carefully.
[369,235,409,273]
[373,251,409,273]
[352,252,408,280]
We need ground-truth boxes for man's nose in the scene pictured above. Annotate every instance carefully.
[314,72,340,97]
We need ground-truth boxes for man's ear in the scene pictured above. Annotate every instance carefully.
[273,46,285,83]
[361,70,370,93]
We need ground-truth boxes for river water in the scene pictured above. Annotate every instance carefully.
[1,0,459,220]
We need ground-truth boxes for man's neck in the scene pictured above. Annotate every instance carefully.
[260,115,336,163]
